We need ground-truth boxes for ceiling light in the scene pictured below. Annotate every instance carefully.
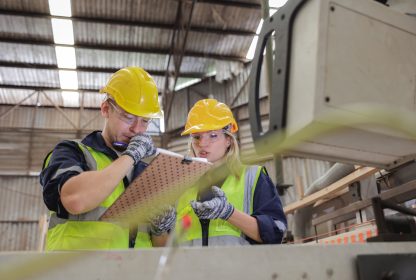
[58,70,78,90]
[55,46,76,68]
[51,18,74,45]
[48,0,72,17]
[159,110,165,133]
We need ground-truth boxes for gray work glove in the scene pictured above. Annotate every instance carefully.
[191,186,234,220]
[122,134,156,164]
[149,206,176,236]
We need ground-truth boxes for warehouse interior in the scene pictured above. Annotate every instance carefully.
[0,0,416,279]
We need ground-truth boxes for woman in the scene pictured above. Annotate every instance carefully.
[176,99,287,246]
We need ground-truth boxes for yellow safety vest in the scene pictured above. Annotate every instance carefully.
[176,166,262,246]
[134,225,153,248]
[45,142,150,250]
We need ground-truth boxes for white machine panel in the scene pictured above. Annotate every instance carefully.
[284,0,416,168]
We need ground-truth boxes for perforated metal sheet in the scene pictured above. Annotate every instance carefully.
[100,152,211,221]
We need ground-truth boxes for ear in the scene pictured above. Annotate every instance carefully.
[101,101,110,118]
[226,138,231,148]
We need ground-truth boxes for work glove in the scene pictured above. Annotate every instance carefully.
[149,206,176,236]
[191,186,234,220]
[122,134,156,165]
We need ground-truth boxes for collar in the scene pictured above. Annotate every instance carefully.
[81,131,118,160]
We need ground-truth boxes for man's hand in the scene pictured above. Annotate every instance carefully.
[191,186,234,220]
[122,134,156,164]
[149,206,176,236]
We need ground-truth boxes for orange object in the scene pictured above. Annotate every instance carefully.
[182,214,192,230]
[358,232,364,243]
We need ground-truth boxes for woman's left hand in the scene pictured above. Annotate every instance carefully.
[191,186,234,220]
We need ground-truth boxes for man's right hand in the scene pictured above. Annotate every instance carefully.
[122,134,156,164]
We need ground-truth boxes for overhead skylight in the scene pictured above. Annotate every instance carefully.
[48,0,72,17]
[246,0,289,60]
[62,91,80,107]
[48,0,78,99]
[246,19,263,60]
[51,18,74,45]
[175,78,202,91]
[58,70,78,90]
[269,0,289,8]
[55,46,76,69]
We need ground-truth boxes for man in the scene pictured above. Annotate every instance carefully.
[40,67,175,250]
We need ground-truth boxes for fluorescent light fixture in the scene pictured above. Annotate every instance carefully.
[58,70,78,90]
[51,18,74,45]
[55,46,76,68]
[174,78,202,91]
[269,0,289,8]
[62,90,79,107]
[159,111,165,133]
[48,0,72,17]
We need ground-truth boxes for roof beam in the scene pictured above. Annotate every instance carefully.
[0,84,98,92]
[0,61,205,78]
[163,0,196,122]
[0,9,255,37]
[186,0,261,9]
[0,37,248,62]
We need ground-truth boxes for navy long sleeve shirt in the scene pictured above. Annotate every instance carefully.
[40,131,147,218]
[248,168,287,244]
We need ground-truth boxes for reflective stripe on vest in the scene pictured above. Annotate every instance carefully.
[176,165,262,246]
[45,141,129,250]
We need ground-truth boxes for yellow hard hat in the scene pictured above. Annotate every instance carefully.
[181,99,238,135]
[100,67,162,118]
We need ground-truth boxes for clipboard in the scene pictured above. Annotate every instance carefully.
[99,148,212,221]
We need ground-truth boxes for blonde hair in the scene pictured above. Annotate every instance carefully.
[187,130,243,179]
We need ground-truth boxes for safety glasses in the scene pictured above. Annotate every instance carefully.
[107,99,152,127]
[190,130,226,145]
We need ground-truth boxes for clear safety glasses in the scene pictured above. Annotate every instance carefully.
[190,130,226,145]
[107,99,152,127]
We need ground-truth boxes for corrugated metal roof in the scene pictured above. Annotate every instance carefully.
[77,71,165,91]
[281,157,332,206]
[0,67,60,87]
[180,57,216,73]
[186,32,253,57]
[0,222,42,251]
[0,175,46,251]
[0,43,56,65]
[74,21,172,49]
[72,0,178,24]
[0,0,50,13]
[192,2,261,31]
[76,49,167,72]
[0,15,53,40]
[0,176,45,221]
[0,0,260,106]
